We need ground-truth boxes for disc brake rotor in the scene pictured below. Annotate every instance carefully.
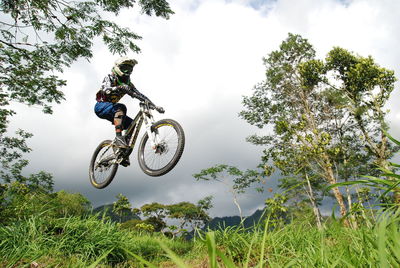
[155,142,169,155]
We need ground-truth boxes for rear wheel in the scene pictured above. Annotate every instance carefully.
[138,119,185,176]
[89,140,119,189]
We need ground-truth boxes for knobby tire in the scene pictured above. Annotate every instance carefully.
[138,119,185,176]
[89,140,119,189]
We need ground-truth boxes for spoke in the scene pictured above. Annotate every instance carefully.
[144,128,178,170]
[141,125,181,171]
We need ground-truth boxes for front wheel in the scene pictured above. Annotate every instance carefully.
[138,119,185,177]
[89,140,119,189]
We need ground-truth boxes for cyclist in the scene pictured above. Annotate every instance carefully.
[94,57,164,165]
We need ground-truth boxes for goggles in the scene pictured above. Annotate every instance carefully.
[119,64,134,74]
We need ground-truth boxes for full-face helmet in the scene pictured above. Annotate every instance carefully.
[113,57,138,77]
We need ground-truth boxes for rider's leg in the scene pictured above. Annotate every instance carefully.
[112,103,133,134]
[113,104,133,166]
[114,109,124,136]
[94,102,131,151]
[113,108,128,148]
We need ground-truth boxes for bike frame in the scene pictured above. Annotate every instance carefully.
[121,102,160,151]
[95,102,161,167]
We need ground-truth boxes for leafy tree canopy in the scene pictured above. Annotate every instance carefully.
[240,33,397,220]
[113,193,132,222]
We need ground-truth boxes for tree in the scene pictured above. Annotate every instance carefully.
[54,190,91,217]
[278,172,324,229]
[120,218,155,233]
[240,33,396,226]
[324,47,398,202]
[167,196,213,235]
[0,171,56,224]
[194,165,264,221]
[0,0,173,181]
[112,193,132,222]
[0,180,90,223]
[139,202,167,232]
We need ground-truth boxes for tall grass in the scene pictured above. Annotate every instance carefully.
[2,210,400,267]
[135,211,400,267]
[0,215,194,267]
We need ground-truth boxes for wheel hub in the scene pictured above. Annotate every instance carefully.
[155,142,168,155]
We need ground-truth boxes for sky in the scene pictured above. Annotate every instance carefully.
[7,0,400,217]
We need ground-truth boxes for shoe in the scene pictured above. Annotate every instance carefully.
[114,135,128,148]
[121,158,130,167]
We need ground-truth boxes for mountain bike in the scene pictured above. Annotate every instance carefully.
[89,101,185,189]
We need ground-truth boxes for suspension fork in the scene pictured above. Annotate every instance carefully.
[144,115,160,149]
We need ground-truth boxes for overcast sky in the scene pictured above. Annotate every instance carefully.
[7,0,400,217]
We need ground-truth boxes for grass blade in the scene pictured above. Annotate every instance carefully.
[382,129,400,146]
[258,217,269,267]
[215,248,238,268]
[87,247,114,268]
[243,229,258,268]
[123,247,158,268]
[206,232,217,268]
[377,216,389,268]
[158,241,189,268]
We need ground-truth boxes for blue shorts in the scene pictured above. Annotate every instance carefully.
[94,102,133,130]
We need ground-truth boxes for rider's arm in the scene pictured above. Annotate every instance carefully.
[124,83,153,104]
[125,84,165,113]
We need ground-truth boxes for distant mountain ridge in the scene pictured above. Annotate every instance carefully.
[206,209,266,230]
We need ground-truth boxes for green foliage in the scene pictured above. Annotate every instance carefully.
[55,190,91,217]
[0,182,91,224]
[0,215,128,264]
[194,164,265,221]
[93,203,140,223]
[240,33,397,222]
[0,0,173,114]
[194,164,264,194]
[112,193,132,222]
[133,198,213,235]
[265,193,288,227]
[326,131,400,208]
[139,202,167,231]
[120,219,155,233]
[325,47,397,166]
[167,199,211,232]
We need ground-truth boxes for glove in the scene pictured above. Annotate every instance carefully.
[155,106,165,113]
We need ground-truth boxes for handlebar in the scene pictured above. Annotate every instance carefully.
[139,100,165,114]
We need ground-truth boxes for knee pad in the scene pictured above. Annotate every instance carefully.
[114,109,125,119]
